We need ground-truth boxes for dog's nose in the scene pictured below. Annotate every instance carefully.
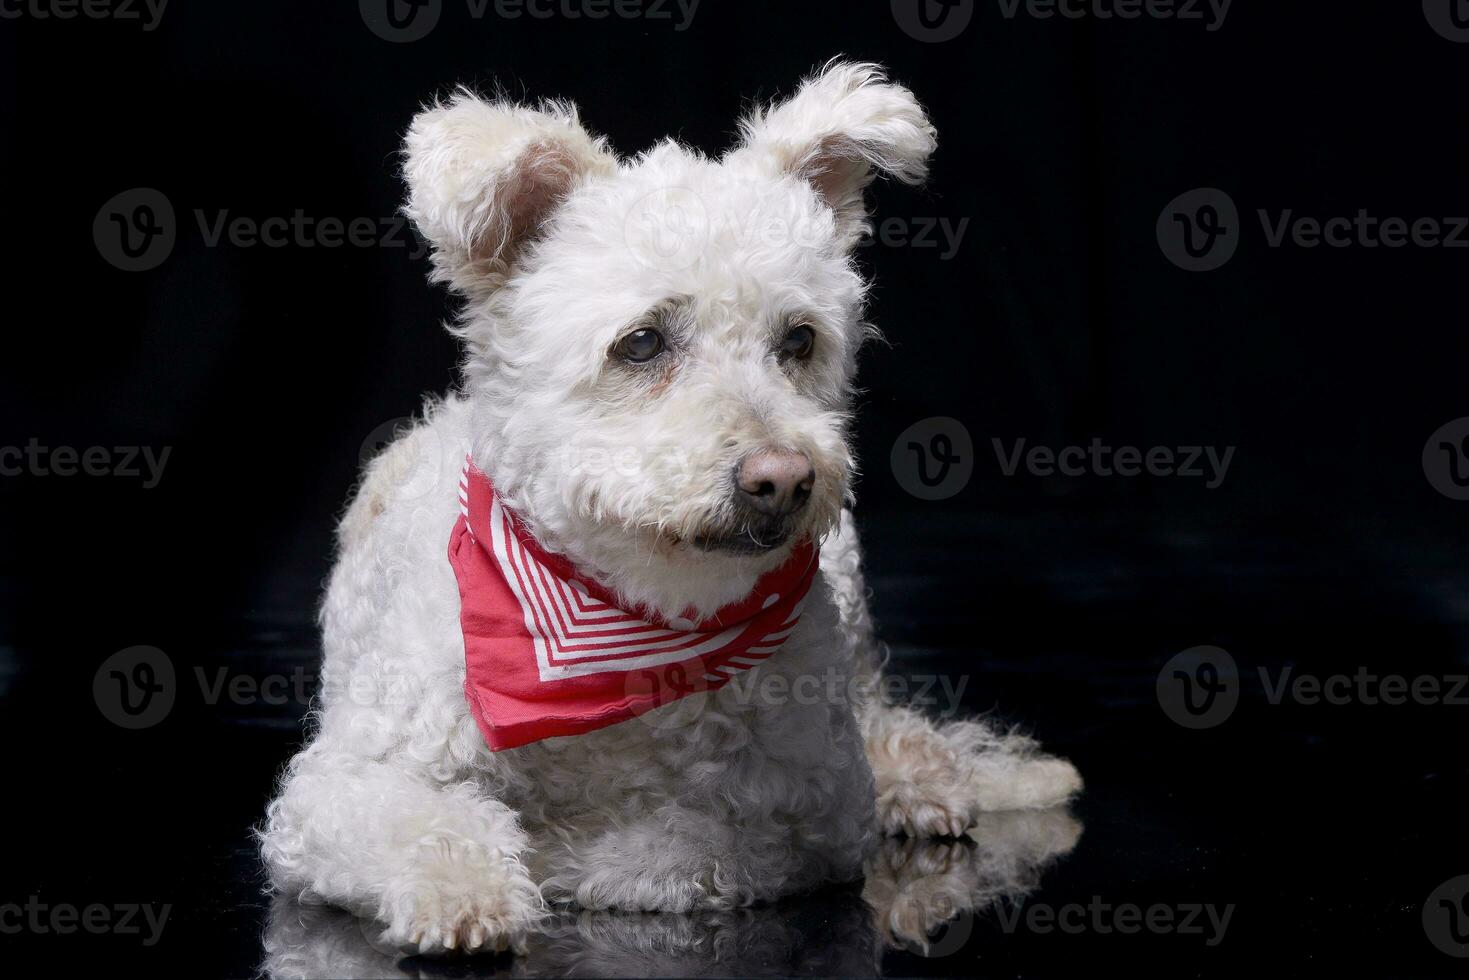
[735,450,815,518]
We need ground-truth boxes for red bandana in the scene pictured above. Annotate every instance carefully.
[449,459,819,751]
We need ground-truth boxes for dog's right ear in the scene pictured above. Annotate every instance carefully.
[403,90,617,297]
[726,61,936,252]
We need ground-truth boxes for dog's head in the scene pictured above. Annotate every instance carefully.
[403,61,935,617]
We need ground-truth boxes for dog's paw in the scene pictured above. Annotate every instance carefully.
[879,790,975,839]
[878,750,1082,836]
[374,844,542,956]
[870,714,1083,836]
[380,910,515,955]
[377,885,528,955]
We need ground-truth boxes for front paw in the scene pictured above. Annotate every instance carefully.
[878,787,975,838]
[375,846,542,955]
[377,884,524,955]
[871,714,1083,836]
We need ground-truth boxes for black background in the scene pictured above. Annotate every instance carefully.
[2,0,1468,976]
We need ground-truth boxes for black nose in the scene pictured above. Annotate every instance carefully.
[735,450,815,518]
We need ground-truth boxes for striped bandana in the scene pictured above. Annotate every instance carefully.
[449,458,819,750]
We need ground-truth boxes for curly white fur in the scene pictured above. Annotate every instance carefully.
[259,59,1081,956]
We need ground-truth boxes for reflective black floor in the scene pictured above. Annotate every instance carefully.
[3,509,1467,977]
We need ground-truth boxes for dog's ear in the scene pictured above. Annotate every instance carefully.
[403,90,617,296]
[726,61,937,250]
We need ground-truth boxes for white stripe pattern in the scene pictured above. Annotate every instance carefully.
[463,459,805,685]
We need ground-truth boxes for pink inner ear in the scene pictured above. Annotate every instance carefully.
[488,139,581,258]
[798,134,874,213]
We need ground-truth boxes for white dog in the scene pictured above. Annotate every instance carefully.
[259,60,1080,956]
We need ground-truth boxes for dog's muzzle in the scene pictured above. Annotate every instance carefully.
[694,450,815,554]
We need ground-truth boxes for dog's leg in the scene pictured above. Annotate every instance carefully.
[863,704,1082,835]
[821,510,1082,836]
[259,738,542,954]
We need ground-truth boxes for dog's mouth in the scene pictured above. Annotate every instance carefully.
[690,523,794,555]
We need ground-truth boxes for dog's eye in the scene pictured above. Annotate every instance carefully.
[613,328,665,363]
[780,324,816,361]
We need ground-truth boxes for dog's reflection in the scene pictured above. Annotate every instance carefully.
[261,808,1082,979]
[864,808,1083,955]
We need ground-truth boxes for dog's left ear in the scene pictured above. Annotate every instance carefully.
[402,89,618,297]
[726,61,937,249]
